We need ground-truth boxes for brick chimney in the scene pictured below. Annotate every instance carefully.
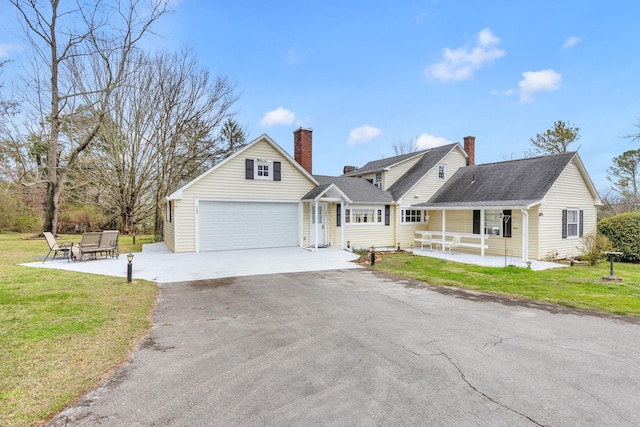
[463,136,475,166]
[294,127,313,174]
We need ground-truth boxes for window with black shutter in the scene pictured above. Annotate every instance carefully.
[273,161,281,181]
[473,210,481,234]
[502,209,512,238]
[245,159,254,179]
[384,205,390,226]
[337,204,341,227]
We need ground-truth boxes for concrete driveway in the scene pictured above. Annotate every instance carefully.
[50,269,640,426]
[28,244,362,283]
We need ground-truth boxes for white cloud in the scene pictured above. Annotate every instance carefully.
[260,107,296,126]
[347,125,381,147]
[518,69,562,103]
[424,28,506,82]
[562,36,581,49]
[414,134,455,149]
[0,43,22,58]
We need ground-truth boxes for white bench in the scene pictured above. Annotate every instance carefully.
[432,233,488,254]
[414,230,435,250]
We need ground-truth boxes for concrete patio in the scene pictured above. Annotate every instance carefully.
[410,247,567,271]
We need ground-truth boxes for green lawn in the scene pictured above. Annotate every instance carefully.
[0,233,157,427]
[372,252,640,317]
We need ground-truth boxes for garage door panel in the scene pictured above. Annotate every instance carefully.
[198,201,298,251]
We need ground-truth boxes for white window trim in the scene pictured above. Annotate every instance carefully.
[566,208,579,238]
[400,208,428,224]
[438,164,446,180]
[374,172,382,188]
[255,160,273,180]
[345,206,384,225]
[484,209,502,237]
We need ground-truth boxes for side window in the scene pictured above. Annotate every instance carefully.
[438,164,446,180]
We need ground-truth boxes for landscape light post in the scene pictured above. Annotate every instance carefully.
[127,253,134,283]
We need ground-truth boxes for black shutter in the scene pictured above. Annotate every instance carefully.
[385,205,390,226]
[562,209,567,239]
[473,210,481,234]
[579,210,584,237]
[502,209,512,238]
[273,161,281,181]
[336,204,341,227]
[245,159,254,179]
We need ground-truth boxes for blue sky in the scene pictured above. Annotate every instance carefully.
[2,1,640,193]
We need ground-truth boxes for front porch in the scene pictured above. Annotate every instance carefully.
[411,247,566,271]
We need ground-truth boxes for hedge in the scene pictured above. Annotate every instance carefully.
[598,211,640,262]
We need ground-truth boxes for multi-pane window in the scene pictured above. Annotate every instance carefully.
[438,164,446,180]
[345,208,382,224]
[401,209,426,223]
[484,210,502,236]
[567,209,579,237]
[256,162,270,178]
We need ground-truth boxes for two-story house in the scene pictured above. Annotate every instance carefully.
[164,128,601,262]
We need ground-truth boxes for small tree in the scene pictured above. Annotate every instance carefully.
[528,120,580,156]
[598,211,640,262]
[577,232,612,265]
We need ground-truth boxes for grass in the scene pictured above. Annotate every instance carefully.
[372,252,640,317]
[0,233,157,427]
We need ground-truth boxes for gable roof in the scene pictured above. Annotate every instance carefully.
[343,150,428,176]
[417,152,588,208]
[305,175,394,203]
[167,134,317,200]
[387,143,462,200]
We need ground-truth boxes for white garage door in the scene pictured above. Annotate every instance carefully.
[198,201,299,251]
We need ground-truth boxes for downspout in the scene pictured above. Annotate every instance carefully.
[521,208,529,262]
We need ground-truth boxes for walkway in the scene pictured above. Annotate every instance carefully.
[411,248,566,271]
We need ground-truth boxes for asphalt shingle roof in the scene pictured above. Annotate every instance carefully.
[417,152,577,208]
[343,150,428,176]
[304,175,394,203]
[387,143,459,200]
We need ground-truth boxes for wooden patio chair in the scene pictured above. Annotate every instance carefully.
[43,231,70,263]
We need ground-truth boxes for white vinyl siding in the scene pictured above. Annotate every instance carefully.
[539,160,598,260]
[171,138,316,252]
[398,149,467,204]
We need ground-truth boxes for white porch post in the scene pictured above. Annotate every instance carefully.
[480,208,485,256]
[314,200,319,252]
[341,202,346,249]
[521,208,529,262]
[441,209,446,249]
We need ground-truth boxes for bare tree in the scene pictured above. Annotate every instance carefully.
[9,0,168,234]
[527,120,580,156]
[390,138,418,156]
[81,49,239,235]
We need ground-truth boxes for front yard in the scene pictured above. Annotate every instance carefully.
[0,233,157,427]
[372,252,640,317]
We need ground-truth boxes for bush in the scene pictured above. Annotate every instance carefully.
[577,232,612,265]
[598,211,640,262]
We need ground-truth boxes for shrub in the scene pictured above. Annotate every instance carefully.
[577,232,612,265]
[598,211,640,262]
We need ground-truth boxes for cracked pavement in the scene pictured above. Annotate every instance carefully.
[50,269,640,426]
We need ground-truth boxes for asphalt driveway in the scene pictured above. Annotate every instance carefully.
[50,268,640,426]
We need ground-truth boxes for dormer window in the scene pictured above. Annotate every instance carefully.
[438,164,446,180]
[374,172,382,188]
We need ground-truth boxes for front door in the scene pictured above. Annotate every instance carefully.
[311,203,327,246]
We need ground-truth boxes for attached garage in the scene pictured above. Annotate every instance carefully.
[197,200,300,251]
